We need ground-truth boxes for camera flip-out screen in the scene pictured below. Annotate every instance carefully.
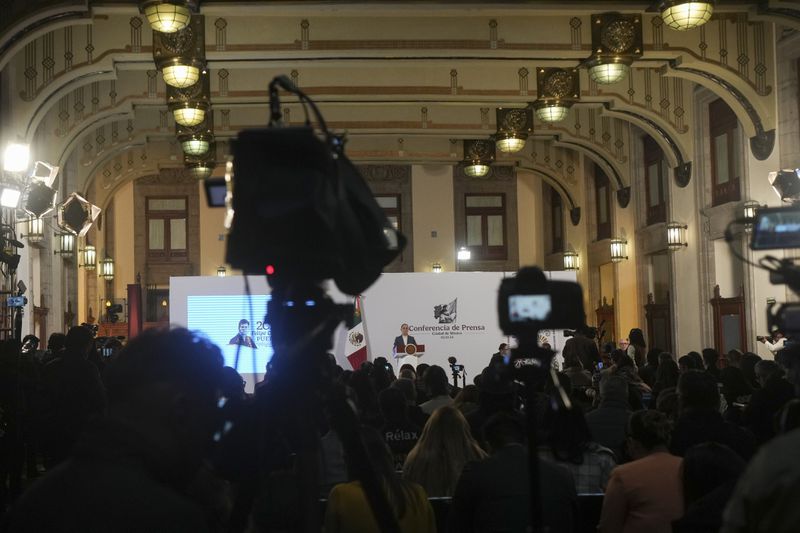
[751,206,800,250]
[509,294,552,322]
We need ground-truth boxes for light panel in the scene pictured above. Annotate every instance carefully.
[3,143,30,172]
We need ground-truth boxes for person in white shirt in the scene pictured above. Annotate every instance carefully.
[757,331,786,356]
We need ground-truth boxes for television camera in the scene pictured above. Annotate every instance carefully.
[733,205,800,336]
[218,75,407,532]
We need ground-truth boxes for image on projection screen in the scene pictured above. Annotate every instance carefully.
[187,294,273,375]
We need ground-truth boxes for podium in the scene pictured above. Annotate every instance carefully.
[394,344,425,368]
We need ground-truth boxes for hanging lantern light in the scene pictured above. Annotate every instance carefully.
[54,233,76,257]
[585,13,643,85]
[432,262,443,273]
[533,68,580,123]
[660,1,715,31]
[462,139,495,178]
[140,1,195,34]
[494,108,533,153]
[217,266,227,277]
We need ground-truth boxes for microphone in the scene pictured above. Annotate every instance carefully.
[447,356,457,365]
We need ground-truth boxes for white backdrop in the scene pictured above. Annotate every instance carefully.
[171,270,578,388]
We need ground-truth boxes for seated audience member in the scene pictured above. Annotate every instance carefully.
[673,443,746,533]
[610,354,649,410]
[678,355,700,373]
[687,352,704,371]
[325,426,436,533]
[586,375,631,460]
[348,369,383,428]
[739,353,762,390]
[39,326,107,468]
[453,384,479,416]
[721,343,800,533]
[414,363,431,404]
[655,387,679,422]
[598,410,683,533]
[651,358,680,408]
[639,348,661,389]
[466,365,522,446]
[702,348,721,382]
[562,354,593,390]
[418,365,453,415]
[449,413,577,533]
[539,406,616,494]
[390,378,428,428]
[378,388,421,471]
[670,371,755,460]
[403,405,486,497]
[777,399,800,435]
[6,328,224,532]
[742,360,794,445]
[398,368,415,380]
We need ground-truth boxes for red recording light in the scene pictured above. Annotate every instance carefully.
[265,265,275,275]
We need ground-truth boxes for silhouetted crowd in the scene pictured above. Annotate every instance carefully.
[1,324,799,532]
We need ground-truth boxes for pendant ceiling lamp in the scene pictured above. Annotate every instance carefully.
[585,13,643,85]
[660,1,714,31]
[494,108,533,153]
[462,140,495,178]
[140,1,196,34]
[177,112,214,157]
[533,68,581,123]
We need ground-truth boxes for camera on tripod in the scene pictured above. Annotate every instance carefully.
[748,205,800,336]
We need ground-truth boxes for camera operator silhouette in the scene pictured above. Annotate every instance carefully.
[229,319,257,348]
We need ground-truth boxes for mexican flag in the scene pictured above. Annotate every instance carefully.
[346,296,368,369]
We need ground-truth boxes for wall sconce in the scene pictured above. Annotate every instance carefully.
[100,257,115,281]
[57,192,101,237]
[177,113,214,157]
[24,217,44,245]
[533,68,580,123]
[659,1,714,31]
[585,13,642,85]
[140,1,195,34]
[457,247,471,261]
[494,108,533,153]
[152,15,205,88]
[167,69,210,127]
[610,238,628,263]
[54,233,76,258]
[432,262,443,273]
[80,244,97,270]
[742,200,763,233]
[462,139,495,178]
[666,222,688,250]
[217,266,227,277]
[563,250,580,271]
